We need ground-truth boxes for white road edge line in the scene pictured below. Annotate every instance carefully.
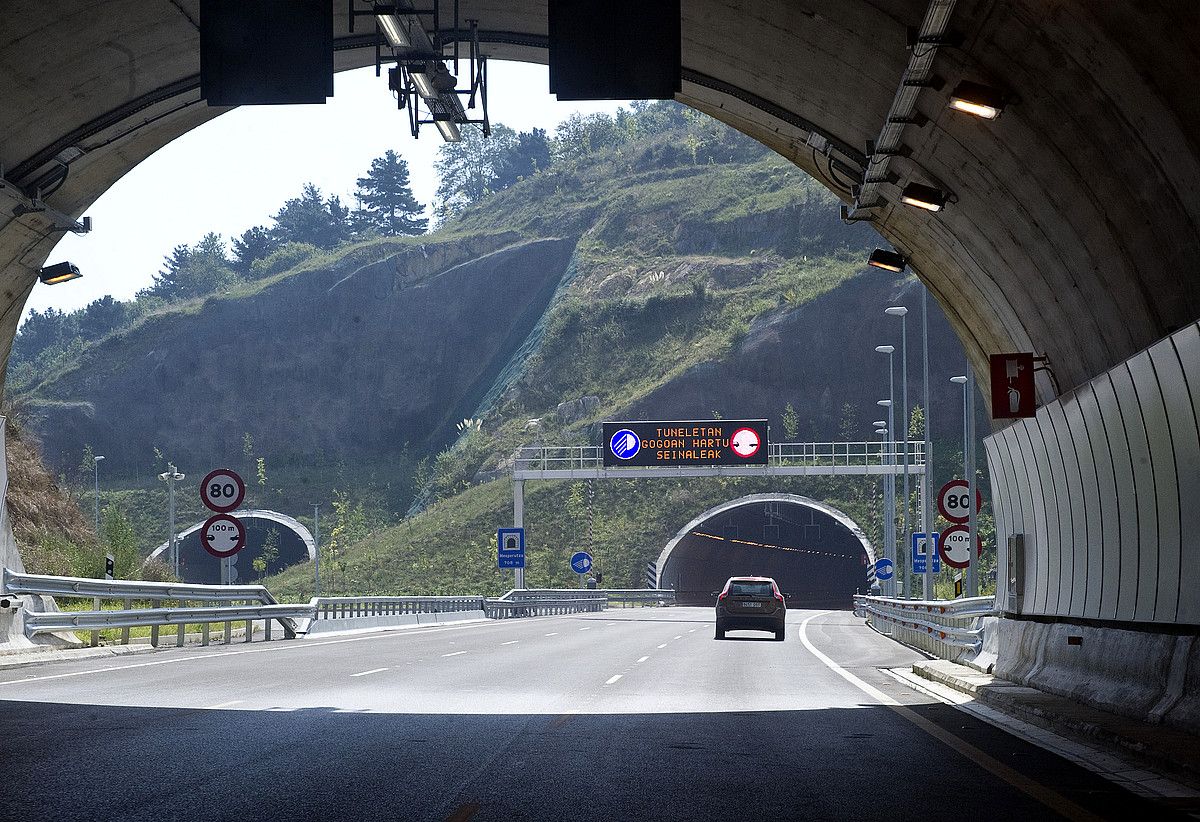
[605,675,622,685]
[442,651,468,658]
[636,656,649,663]
[204,699,243,709]
[798,611,897,705]
[350,667,389,677]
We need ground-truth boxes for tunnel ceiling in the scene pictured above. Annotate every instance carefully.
[3,1,1199,408]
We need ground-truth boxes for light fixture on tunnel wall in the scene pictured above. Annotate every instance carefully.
[899,182,947,212]
[868,249,907,272]
[39,261,82,285]
[948,81,1006,120]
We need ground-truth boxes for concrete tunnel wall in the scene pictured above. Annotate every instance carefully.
[657,494,875,608]
[2,2,1200,638]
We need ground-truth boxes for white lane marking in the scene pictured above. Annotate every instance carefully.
[797,612,896,705]
[673,635,683,640]
[442,651,468,658]
[204,699,243,709]
[544,632,559,637]
[606,622,618,626]
[501,641,519,646]
[350,667,389,678]
[579,627,592,631]
[656,643,668,649]
[605,675,622,685]
[0,618,531,688]
[688,629,697,633]
[636,656,649,663]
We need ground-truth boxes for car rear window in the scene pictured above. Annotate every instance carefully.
[729,581,773,597]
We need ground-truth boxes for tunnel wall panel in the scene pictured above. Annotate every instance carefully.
[1173,325,1200,624]
[985,436,1013,606]
[1059,393,1097,618]
[988,322,1200,626]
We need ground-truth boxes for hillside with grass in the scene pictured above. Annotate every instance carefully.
[10,102,992,594]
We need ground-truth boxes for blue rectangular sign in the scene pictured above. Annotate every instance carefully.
[911,532,941,575]
[498,527,525,569]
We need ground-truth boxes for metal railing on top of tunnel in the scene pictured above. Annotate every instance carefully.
[513,441,925,475]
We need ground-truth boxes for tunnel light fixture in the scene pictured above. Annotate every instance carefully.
[900,182,946,212]
[38,261,82,285]
[875,345,895,354]
[868,249,908,273]
[376,12,412,48]
[434,118,462,142]
[948,81,1005,120]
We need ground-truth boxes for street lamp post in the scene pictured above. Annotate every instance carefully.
[951,374,978,596]
[877,397,896,596]
[158,464,185,579]
[872,422,891,595]
[875,343,898,594]
[313,503,321,597]
[920,292,933,600]
[92,455,105,531]
[885,306,911,596]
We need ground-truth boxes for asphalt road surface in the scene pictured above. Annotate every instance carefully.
[0,608,1185,821]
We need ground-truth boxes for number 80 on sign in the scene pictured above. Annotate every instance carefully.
[937,480,983,525]
[200,468,246,513]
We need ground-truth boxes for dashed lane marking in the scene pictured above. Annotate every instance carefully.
[656,643,668,649]
[442,651,468,658]
[637,656,649,663]
[501,641,519,646]
[350,667,389,677]
[544,632,558,636]
[605,675,622,685]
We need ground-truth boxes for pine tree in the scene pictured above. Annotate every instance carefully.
[355,150,428,236]
[271,183,351,249]
[230,225,277,275]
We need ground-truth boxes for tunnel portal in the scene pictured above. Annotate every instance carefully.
[658,494,874,608]
[146,509,315,585]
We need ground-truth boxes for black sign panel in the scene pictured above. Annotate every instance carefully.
[602,420,769,467]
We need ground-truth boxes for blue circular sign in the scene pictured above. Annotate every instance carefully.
[609,429,640,460]
[874,557,895,581]
[571,551,593,574]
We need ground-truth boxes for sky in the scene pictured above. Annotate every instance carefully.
[32,62,627,319]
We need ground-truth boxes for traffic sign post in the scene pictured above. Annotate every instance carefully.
[202,514,246,558]
[498,527,525,569]
[911,532,940,576]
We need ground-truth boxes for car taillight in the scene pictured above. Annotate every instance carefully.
[774,592,784,602]
[718,591,728,602]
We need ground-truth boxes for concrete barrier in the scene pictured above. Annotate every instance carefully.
[303,609,486,636]
[992,617,1199,735]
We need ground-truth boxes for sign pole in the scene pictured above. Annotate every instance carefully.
[513,479,525,590]
[921,291,934,599]
[921,471,932,598]
[313,504,321,597]
[966,371,979,596]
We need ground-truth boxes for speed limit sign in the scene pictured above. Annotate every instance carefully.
[937,480,982,524]
[201,514,246,558]
[200,468,245,513]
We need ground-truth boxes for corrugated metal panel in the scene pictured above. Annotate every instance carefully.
[1044,401,1083,615]
[1061,392,1100,618]
[1112,361,1159,623]
[1017,419,1054,614]
[1076,383,1116,620]
[1172,324,1200,624]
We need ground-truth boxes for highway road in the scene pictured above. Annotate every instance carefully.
[0,608,1185,821]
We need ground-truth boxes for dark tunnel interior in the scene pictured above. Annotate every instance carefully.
[175,517,310,584]
[661,499,871,608]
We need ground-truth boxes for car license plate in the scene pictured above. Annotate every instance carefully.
[743,601,761,608]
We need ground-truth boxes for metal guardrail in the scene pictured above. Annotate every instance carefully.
[855,594,995,661]
[484,597,606,619]
[605,589,675,607]
[4,568,300,645]
[312,596,485,620]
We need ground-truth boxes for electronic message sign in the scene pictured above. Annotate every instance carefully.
[602,420,769,467]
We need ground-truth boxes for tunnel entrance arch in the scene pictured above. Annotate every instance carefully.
[145,509,316,585]
[656,494,875,608]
